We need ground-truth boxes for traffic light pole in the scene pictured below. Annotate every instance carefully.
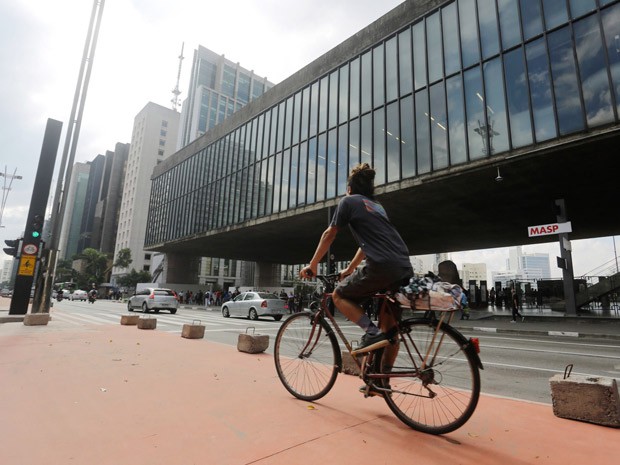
[9,119,62,315]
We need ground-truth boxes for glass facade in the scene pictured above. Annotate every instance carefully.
[146,0,620,248]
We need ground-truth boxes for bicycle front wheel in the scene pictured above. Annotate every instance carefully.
[274,312,340,401]
[379,318,481,434]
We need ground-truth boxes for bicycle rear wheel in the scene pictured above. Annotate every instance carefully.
[274,312,340,401]
[378,318,481,434]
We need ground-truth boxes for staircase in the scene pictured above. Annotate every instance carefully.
[576,258,620,313]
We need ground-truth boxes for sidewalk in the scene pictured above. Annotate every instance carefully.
[0,308,619,464]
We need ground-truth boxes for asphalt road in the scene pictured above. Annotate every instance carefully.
[44,299,620,404]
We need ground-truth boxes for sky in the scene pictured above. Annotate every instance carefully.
[0,0,618,282]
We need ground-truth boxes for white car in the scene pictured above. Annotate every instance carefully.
[70,290,88,301]
[127,288,179,314]
[221,292,288,321]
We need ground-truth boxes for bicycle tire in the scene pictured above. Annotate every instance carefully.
[376,318,480,434]
[274,312,340,401]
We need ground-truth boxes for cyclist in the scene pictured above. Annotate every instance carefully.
[300,163,412,355]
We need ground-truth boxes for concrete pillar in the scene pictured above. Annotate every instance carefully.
[254,262,281,288]
[166,253,200,285]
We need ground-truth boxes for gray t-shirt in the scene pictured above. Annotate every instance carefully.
[330,194,411,268]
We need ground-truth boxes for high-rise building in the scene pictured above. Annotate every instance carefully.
[521,253,551,282]
[461,263,487,285]
[111,102,180,284]
[58,162,91,260]
[178,45,275,148]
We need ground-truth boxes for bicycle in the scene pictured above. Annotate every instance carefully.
[273,273,483,435]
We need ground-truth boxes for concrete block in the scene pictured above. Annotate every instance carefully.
[182,321,205,339]
[550,374,620,427]
[342,351,361,376]
[23,313,50,326]
[237,329,269,353]
[137,317,157,330]
[120,315,140,325]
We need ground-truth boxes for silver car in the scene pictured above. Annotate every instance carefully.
[221,292,288,321]
[127,288,179,314]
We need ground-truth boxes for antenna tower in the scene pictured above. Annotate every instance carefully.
[171,42,185,111]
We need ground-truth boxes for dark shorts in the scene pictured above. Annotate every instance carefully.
[335,263,412,304]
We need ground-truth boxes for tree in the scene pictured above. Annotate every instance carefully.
[113,248,132,269]
[79,248,109,286]
[116,269,152,291]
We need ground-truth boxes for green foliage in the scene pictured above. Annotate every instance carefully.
[116,269,152,290]
[113,248,132,269]
[79,248,109,286]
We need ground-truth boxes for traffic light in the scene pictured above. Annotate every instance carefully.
[30,214,44,239]
[3,238,21,257]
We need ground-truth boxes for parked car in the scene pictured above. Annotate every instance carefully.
[221,292,288,321]
[127,288,179,314]
[70,290,88,301]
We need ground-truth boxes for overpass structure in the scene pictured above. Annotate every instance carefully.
[145,0,620,285]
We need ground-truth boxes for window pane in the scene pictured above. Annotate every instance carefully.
[281,149,290,210]
[298,142,308,205]
[526,38,557,141]
[361,113,372,166]
[292,92,301,146]
[373,108,386,185]
[386,102,400,182]
[327,129,337,198]
[349,118,360,167]
[569,0,596,19]
[504,48,533,148]
[272,152,281,213]
[386,37,398,102]
[319,76,328,133]
[430,82,448,169]
[464,66,486,159]
[442,3,461,76]
[399,28,413,96]
[542,0,568,29]
[446,75,467,165]
[574,14,614,127]
[337,124,348,195]
[350,58,360,118]
[460,0,480,68]
[309,82,318,136]
[301,87,310,142]
[325,72,337,131]
[373,44,385,108]
[499,0,522,50]
[284,97,293,149]
[339,64,349,124]
[415,89,431,173]
[602,4,620,116]
[316,133,327,201]
[307,137,316,204]
[484,58,509,154]
[361,51,372,114]
[520,0,543,40]
[290,145,298,207]
[548,27,585,135]
[266,156,274,215]
[400,95,416,178]
[427,12,443,83]
[478,0,500,59]
[413,21,427,90]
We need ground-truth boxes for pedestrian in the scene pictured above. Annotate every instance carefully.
[511,288,524,322]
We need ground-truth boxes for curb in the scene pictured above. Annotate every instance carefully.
[460,325,620,340]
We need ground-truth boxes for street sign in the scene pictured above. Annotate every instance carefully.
[528,221,572,238]
[18,256,36,276]
[22,243,38,255]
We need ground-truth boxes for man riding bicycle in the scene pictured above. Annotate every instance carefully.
[300,163,412,357]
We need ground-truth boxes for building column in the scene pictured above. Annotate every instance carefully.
[166,253,200,285]
[254,262,281,288]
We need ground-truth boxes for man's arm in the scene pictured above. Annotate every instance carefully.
[340,247,365,278]
[300,226,339,278]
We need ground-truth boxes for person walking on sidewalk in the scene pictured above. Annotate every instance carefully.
[511,288,524,322]
[299,163,412,355]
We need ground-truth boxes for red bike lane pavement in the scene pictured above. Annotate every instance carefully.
[0,322,617,465]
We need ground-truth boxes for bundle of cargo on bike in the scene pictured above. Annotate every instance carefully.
[395,276,465,312]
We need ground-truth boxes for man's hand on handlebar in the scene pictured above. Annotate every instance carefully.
[299,265,316,279]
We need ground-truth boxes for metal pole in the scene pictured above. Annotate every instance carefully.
[37,0,106,313]
[614,236,619,274]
